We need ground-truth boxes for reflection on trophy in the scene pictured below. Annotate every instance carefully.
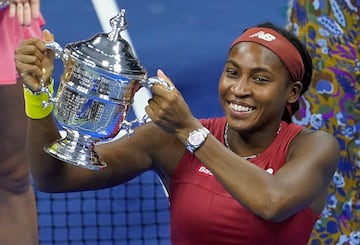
[41,9,170,170]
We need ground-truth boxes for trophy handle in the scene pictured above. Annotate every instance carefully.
[121,76,175,136]
[37,42,66,108]
[45,42,65,60]
[39,77,57,108]
[141,76,175,91]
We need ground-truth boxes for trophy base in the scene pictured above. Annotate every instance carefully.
[44,131,107,171]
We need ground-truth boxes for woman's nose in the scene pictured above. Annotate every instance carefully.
[231,78,252,96]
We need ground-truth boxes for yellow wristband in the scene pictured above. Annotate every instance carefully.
[23,79,55,119]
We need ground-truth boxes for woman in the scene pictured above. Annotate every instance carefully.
[0,0,42,244]
[15,23,339,244]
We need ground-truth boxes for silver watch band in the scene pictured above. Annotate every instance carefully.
[185,127,210,154]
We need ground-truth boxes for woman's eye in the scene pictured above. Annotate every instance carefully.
[225,68,238,77]
[253,76,268,83]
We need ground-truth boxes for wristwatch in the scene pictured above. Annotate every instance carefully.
[185,127,210,154]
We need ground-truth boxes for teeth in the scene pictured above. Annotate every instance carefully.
[229,103,254,112]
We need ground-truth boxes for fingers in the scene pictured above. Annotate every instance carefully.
[15,37,52,90]
[22,2,31,25]
[157,69,176,90]
[8,0,40,26]
[8,3,16,18]
[16,2,24,25]
[147,70,181,115]
[43,29,55,43]
[17,38,47,60]
[41,29,56,69]
[30,0,40,19]
[15,50,43,80]
[18,67,43,91]
[150,69,177,95]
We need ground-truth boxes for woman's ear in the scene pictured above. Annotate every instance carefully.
[287,81,303,104]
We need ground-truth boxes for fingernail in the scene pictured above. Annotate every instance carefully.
[157,69,165,76]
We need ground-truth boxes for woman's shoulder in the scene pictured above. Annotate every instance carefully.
[298,126,338,143]
[285,122,337,144]
[291,126,340,161]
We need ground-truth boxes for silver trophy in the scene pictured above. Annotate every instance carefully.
[40,9,171,170]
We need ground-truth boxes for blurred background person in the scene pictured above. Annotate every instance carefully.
[0,0,43,244]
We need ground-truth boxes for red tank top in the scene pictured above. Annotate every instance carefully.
[170,117,319,245]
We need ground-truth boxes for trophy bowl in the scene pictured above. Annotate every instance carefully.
[42,10,169,170]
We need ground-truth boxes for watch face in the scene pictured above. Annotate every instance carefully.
[186,127,209,153]
[190,131,204,145]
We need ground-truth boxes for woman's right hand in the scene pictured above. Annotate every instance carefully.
[15,29,55,91]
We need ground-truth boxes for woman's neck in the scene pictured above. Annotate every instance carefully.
[224,121,282,157]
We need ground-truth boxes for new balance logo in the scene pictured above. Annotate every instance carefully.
[249,31,276,42]
[198,166,213,176]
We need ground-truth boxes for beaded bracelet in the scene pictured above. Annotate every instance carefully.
[23,78,54,119]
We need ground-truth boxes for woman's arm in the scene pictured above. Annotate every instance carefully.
[192,129,339,222]
[26,115,174,193]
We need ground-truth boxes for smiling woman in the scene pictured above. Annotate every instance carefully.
[14,0,352,245]
[221,23,312,131]
[14,12,340,244]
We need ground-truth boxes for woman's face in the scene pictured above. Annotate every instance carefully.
[218,42,300,132]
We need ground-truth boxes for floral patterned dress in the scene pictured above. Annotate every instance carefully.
[287,0,359,244]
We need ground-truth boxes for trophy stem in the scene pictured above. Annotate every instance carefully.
[44,130,106,171]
